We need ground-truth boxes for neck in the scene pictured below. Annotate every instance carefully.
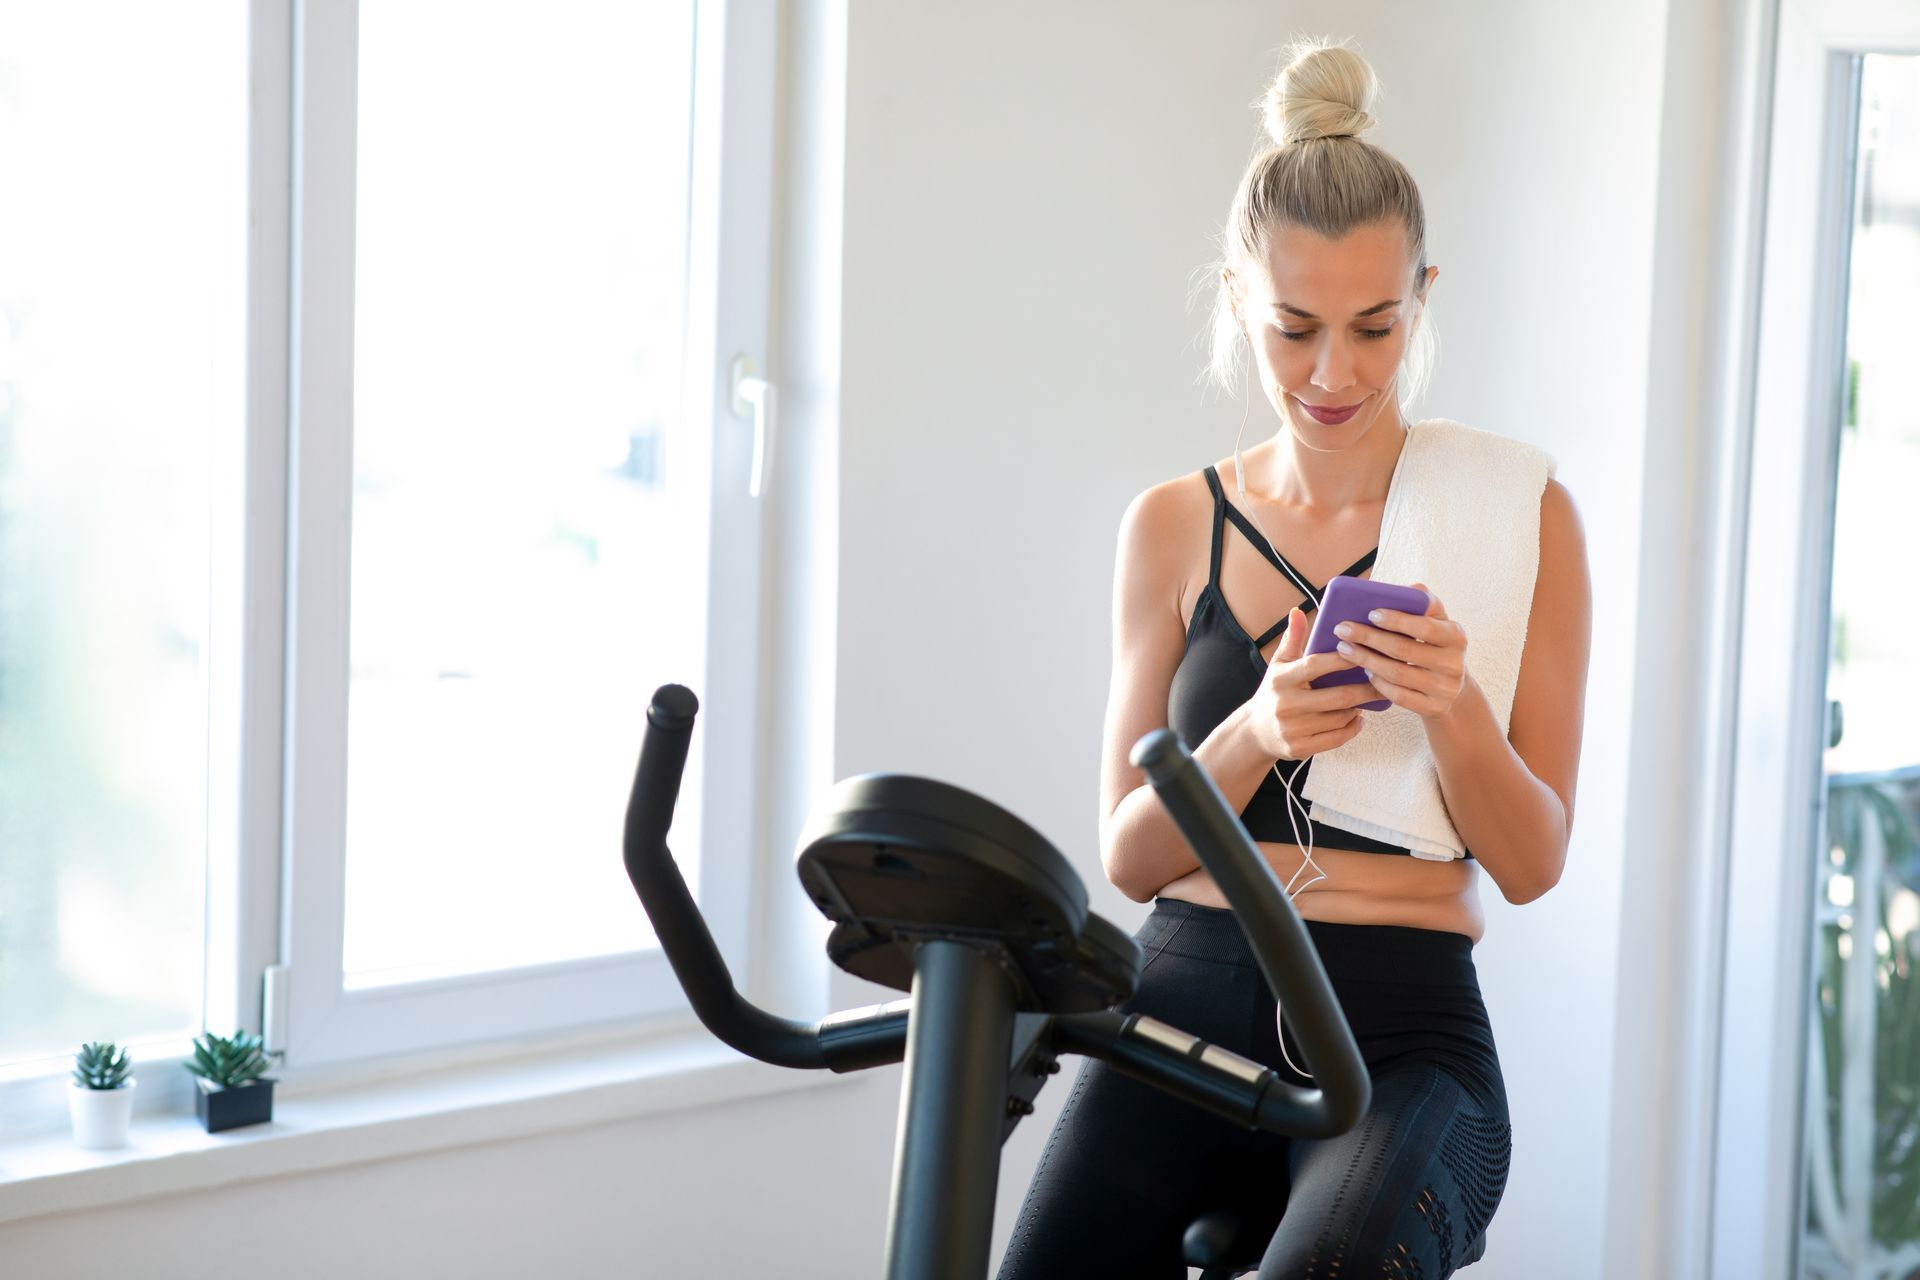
[1252,404,1414,513]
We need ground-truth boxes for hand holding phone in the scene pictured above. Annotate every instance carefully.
[1304,576,1433,712]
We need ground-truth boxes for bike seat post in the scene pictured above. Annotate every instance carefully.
[884,938,1019,1280]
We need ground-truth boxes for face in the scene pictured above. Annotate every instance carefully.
[1226,221,1438,444]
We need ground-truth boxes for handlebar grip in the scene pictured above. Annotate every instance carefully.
[817,999,913,1072]
[624,684,827,1069]
[1128,728,1371,1134]
[1050,1011,1352,1140]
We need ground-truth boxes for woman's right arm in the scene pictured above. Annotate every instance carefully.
[1097,485,1284,904]
[1097,484,1372,904]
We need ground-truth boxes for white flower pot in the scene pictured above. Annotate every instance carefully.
[68,1078,136,1150]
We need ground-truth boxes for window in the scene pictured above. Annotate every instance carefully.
[0,0,782,1129]
[0,0,243,1108]
[342,2,699,989]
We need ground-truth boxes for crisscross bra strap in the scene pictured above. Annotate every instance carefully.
[1201,464,1228,590]
[1250,547,1378,648]
[1202,465,1378,649]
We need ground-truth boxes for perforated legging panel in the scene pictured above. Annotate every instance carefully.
[994,899,1512,1280]
[1253,1066,1510,1278]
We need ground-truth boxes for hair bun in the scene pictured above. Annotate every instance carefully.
[1261,37,1380,146]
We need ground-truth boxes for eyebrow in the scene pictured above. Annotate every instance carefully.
[1270,299,1401,320]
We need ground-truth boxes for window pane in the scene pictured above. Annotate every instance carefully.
[0,6,243,1064]
[346,2,698,987]
[1800,53,1920,1280]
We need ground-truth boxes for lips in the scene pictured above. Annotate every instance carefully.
[1297,396,1365,425]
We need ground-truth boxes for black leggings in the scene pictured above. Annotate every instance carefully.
[996,897,1513,1279]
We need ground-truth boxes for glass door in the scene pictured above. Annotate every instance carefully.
[1798,52,1920,1280]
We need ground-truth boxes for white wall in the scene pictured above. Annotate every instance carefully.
[833,2,1668,1273]
[0,2,1730,1275]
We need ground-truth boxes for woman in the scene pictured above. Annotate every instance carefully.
[996,36,1592,1279]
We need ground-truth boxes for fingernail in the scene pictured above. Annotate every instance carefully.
[1367,610,1383,624]
[1336,640,1353,656]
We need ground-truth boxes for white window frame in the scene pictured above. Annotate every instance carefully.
[275,0,782,1074]
[1708,4,1920,1278]
[0,0,794,1144]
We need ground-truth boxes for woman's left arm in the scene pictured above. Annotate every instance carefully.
[1332,478,1593,903]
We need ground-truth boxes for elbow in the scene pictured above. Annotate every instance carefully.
[1502,804,1571,906]
[1501,849,1567,906]
[1100,839,1154,905]
[1103,856,1154,905]
[1502,877,1552,907]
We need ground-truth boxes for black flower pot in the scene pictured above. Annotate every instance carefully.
[194,1078,276,1133]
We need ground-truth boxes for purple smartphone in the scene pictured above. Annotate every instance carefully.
[1305,575,1433,712]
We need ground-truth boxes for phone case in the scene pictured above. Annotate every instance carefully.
[1305,575,1433,712]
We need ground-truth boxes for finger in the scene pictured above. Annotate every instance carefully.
[1298,715,1365,753]
[1273,606,1309,664]
[1334,622,1422,661]
[1366,669,1435,715]
[1409,582,1447,620]
[1302,706,1364,733]
[1351,627,1461,671]
[1284,677,1358,717]
[1297,710,1374,752]
[1298,680,1372,713]
[1290,654,1363,692]
[1343,609,1438,645]
[1352,649,1442,699]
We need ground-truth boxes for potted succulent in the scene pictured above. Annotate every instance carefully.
[68,1041,136,1150]
[184,1029,276,1133]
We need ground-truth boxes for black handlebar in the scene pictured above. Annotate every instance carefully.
[1126,727,1369,1136]
[621,683,1370,1137]
[621,684,828,1068]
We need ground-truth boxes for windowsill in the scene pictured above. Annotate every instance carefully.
[0,1024,871,1227]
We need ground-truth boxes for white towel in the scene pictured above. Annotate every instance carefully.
[1300,417,1556,860]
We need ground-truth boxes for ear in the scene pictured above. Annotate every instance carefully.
[1222,267,1241,322]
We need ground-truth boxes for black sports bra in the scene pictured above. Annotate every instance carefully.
[1164,464,1474,861]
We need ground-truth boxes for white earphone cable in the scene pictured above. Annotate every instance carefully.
[1229,329,1410,1081]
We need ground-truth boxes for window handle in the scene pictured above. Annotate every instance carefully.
[730,354,777,498]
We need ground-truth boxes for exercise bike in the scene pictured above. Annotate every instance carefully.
[623,682,1482,1277]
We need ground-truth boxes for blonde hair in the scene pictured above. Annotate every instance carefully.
[1199,36,1436,416]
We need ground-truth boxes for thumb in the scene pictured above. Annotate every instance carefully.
[1274,605,1308,665]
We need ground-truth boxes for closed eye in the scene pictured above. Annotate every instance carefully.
[1279,327,1395,342]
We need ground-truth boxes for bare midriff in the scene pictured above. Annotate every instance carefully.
[1154,842,1485,944]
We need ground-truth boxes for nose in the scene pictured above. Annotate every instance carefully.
[1311,338,1357,395]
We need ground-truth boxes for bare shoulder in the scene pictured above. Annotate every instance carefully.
[1113,467,1211,605]
[1528,476,1591,667]
[1124,464,1213,528]
[1540,476,1585,551]
[1535,477,1591,625]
